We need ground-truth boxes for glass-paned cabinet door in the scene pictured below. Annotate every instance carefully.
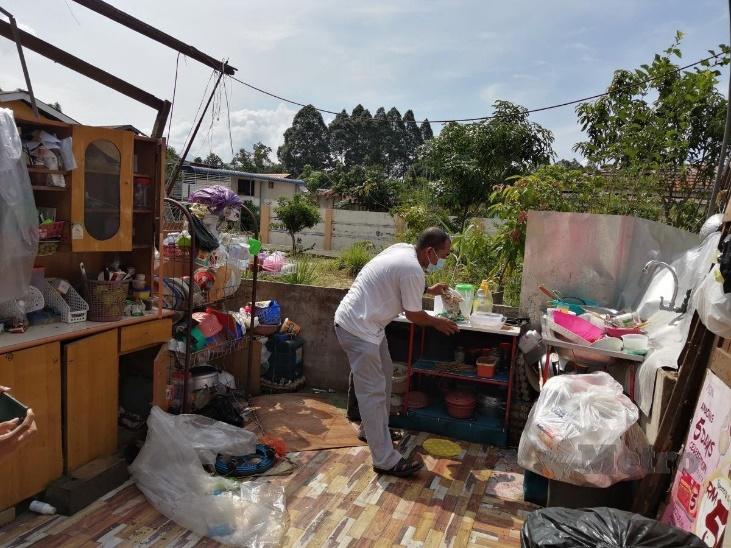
[71,126,133,252]
[84,140,121,240]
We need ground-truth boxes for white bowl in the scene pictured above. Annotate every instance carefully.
[470,312,505,327]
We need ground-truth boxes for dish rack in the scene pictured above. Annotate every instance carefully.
[40,278,89,323]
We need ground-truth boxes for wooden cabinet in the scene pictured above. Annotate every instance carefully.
[120,318,171,354]
[71,126,134,252]
[0,343,62,509]
[63,330,119,472]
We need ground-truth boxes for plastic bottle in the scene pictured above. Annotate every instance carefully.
[473,279,494,313]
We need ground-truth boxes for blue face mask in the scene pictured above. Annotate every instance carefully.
[426,249,446,273]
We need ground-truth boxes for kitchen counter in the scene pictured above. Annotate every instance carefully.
[0,309,175,353]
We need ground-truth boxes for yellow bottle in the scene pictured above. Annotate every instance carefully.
[473,279,494,313]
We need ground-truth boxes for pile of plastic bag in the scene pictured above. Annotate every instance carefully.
[518,372,650,487]
[130,407,287,546]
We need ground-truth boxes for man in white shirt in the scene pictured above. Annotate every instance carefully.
[334,227,459,477]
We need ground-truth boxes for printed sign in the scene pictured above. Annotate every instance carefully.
[71,224,84,240]
[663,370,731,547]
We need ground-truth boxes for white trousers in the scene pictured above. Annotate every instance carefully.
[335,325,402,469]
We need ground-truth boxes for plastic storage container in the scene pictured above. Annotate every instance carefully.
[445,390,476,419]
[133,176,152,209]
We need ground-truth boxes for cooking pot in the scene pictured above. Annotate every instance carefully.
[190,364,218,391]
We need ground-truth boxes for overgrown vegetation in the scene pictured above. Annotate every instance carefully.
[278,256,319,285]
[338,241,375,276]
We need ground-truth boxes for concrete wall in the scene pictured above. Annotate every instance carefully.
[238,280,351,391]
[263,204,399,251]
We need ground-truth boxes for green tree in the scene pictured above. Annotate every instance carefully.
[252,142,274,171]
[166,145,180,183]
[574,32,730,228]
[331,165,398,212]
[201,152,227,168]
[420,100,554,230]
[403,109,424,165]
[349,105,374,167]
[278,105,331,175]
[420,119,434,141]
[386,107,408,176]
[329,110,353,166]
[230,147,256,172]
[301,164,332,193]
[369,107,390,166]
[274,194,321,252]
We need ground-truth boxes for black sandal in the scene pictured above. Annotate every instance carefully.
[358,429,404,443]
[373,457,423,478]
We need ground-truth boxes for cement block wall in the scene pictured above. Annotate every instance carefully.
[239,280,351,391]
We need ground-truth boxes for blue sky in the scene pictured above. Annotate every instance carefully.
[1,0,728,162]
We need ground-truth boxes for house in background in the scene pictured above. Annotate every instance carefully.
[0,90,78,124]
[180,163,305,206]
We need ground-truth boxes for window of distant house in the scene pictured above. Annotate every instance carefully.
[268,181,274,189]
[237,179,255,196]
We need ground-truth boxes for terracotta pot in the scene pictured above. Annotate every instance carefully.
[445,390,476,419]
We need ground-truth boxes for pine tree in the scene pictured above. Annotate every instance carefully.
[420,119,434,141]
[277,105,331,176]
[369,107,389,167]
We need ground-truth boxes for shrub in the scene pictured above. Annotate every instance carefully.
[338,241,375,276]
[279,256,319,285]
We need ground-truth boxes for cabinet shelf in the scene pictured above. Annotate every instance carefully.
[411,358,509,386]
[32,185,67,192]
[85,169,120,176]
[86,208,120,213]
[133,173,151,178]
[27,167,70,175]
[133,209,154,213]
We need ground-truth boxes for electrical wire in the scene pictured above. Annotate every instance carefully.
[181,68,215,153]
[228,51,728,125]
[223,75,235,157]
[166,52,181,143]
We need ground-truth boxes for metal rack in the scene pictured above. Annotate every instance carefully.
[391,313,522,447]
[161,197,259,412]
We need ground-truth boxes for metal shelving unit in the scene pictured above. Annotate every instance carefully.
[161,197,260,412]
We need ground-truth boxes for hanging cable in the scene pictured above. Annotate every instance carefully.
[223,75,235,157]
[228,50,727,125]
[181,68,215,153]
[166,52,181,143]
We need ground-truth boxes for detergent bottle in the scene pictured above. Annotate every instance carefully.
[473,279,493,313]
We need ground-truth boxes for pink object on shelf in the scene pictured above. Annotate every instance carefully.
[552,310,605,343]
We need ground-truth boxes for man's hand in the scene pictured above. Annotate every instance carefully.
[426,283,449,296]
[430,316,460,335]
[0,408,37,462]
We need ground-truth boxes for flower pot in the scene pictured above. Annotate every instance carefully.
[445,390,476,419]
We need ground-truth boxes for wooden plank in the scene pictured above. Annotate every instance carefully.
[64,330,119,472]
[0,20,164,110]
[119,318,171,354]
[69,0,236,75]
[632,313,716,517]
[151,346,169,411]
[709,344,731,388]
[0,342,63,509]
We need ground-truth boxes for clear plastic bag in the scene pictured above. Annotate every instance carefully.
[129,407,287,546]
[0,108,38,304]
[518,372,650,487]
[694,264,731,338]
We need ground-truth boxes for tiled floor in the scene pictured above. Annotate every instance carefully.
[0,432,537,547]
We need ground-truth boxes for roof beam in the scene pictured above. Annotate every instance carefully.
[69,0,236,75]
[0,19,165,111]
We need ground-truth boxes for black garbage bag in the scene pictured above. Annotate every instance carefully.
[521,507,706,547]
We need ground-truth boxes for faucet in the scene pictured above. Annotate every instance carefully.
[642,260,689,313]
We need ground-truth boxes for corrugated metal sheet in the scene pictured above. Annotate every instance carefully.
[181,164,304,185]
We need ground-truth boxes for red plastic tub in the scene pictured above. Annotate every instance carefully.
[445,391,476,419]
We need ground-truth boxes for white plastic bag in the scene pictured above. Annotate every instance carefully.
[518,372,649,487]
[694,264,731,338]
[0,108,38,304]
[130,407,287,546]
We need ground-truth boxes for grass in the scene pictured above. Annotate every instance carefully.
[278,256,319,285]
[258,255,354,289]
[338,241,375,277]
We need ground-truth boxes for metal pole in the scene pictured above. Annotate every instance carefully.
[165,69,225,196]
[0,7,39,118]
[706,0,731,216]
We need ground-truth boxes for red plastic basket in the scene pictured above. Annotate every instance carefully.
[38,221,65,240]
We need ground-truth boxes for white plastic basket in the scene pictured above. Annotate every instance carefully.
[0,286,45,320]
[40,278,88,323]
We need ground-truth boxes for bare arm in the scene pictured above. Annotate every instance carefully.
[405,310,459,335]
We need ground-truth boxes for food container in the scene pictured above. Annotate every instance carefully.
[391,363,409,394]
[476,356,497,378]
[621,334,649,355]
[190,364,218,391]
[445,390,476,419]
[133,176,152,209]
[455,284,475,319]
[470,312,505,328]
[37,240,60,256]
[591,336,623,352]
[38,220,65,240]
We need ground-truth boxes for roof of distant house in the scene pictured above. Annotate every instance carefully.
[104,124,147,135]
[0,90,78,124]
[182,163,305,185]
